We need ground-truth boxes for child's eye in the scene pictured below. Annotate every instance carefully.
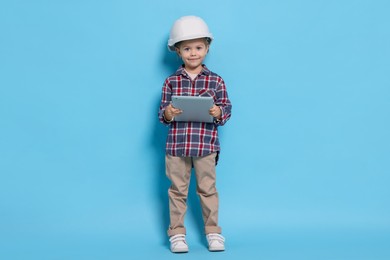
[184,48,190,52]
[197,47,203,50]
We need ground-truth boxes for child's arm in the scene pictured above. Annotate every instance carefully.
[158,79,182,125]
[213,78,232,126]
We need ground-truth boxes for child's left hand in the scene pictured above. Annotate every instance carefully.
[209,105,222,120]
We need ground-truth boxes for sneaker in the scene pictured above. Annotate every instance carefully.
[206,233,225,251]
[169,234,189,253]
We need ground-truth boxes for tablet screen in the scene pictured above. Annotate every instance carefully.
[172,96,214,123]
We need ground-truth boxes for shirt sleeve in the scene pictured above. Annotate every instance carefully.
[158,79,173,125]
[214,77,232,126]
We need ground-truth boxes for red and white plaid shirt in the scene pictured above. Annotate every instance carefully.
[159,65,232,157]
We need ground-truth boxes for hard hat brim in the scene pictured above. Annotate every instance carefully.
[167,34,213,52]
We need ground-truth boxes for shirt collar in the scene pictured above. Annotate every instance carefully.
[175,65,211,76]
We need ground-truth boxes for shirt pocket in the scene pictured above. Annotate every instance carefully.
[198,89,216,102]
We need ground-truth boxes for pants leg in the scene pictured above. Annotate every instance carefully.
[165,154,192,237]
[193,152,222,234]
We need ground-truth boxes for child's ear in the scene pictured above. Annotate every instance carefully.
[175,47,181,57]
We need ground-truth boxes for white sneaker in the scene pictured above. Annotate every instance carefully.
[169,234,189,253]
[206,233,225,251]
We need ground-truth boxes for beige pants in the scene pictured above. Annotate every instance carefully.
[166,152,221,237]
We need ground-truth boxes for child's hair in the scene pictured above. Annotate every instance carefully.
[174,37,212,49]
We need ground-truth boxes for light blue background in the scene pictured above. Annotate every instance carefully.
[1,0,389,259]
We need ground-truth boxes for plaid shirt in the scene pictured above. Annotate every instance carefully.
[158,65,232,157]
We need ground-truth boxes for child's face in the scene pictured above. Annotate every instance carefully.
[176,38,209,73]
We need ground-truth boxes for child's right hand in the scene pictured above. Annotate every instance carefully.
[164,104,182,122]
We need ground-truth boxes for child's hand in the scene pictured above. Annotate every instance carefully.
[164,104,182,122]
[209,105,222,120]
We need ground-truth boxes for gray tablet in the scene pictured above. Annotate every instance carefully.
[171,96,214,123]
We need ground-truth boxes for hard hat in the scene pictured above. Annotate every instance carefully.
[168,16,213,51]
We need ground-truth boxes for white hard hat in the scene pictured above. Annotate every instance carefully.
[168,16,213,51]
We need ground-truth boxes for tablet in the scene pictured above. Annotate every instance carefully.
[171,96,214,123]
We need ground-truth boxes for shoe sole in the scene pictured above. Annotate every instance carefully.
[209,246,225,252]
[171,248,189,253]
